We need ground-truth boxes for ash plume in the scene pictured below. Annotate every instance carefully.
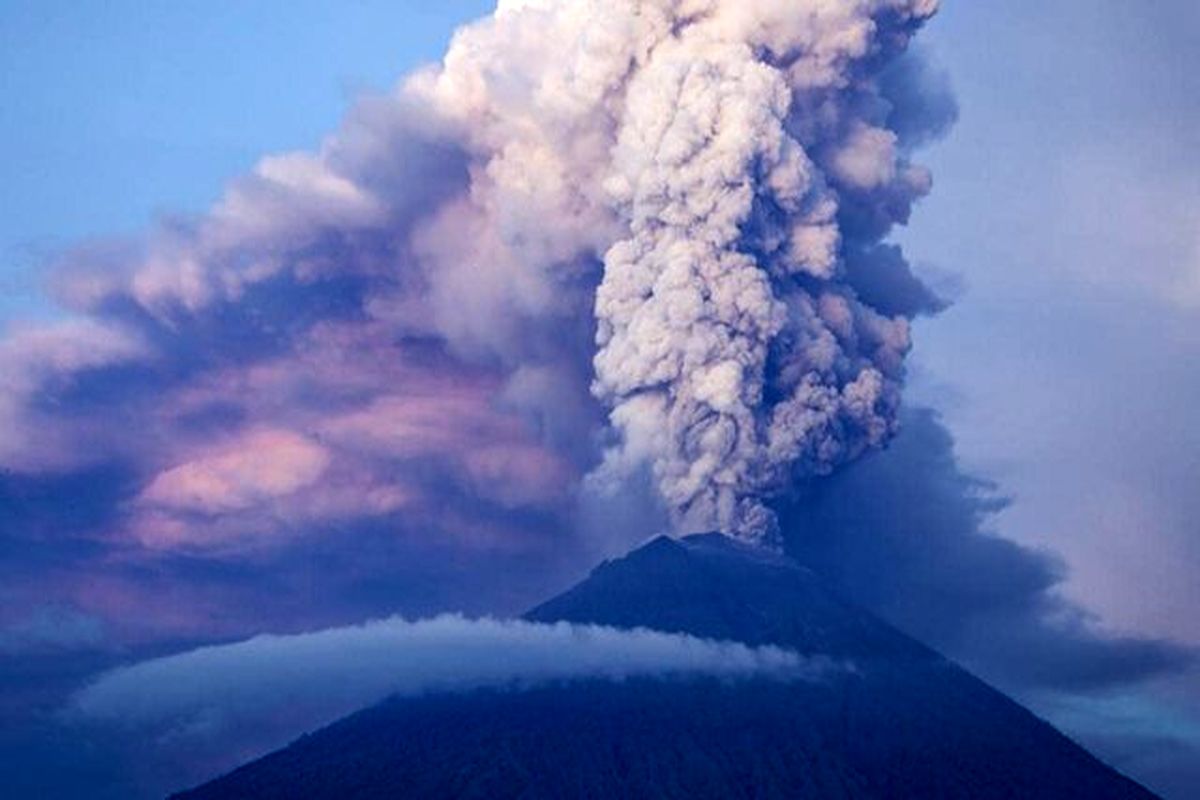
[396,0,949,546]
[588,1,940,543]
[2,0,952,558]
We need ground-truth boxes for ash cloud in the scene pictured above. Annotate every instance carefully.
[587,0,944,544]
[0,0,954,560]
[779,408,1194,694]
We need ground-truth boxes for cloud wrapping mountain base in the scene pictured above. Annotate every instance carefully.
[69,614,824,784]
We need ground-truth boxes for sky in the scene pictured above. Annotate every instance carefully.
[902,0,1200,646]
[1,1,1198,798]
[0,0,493,318]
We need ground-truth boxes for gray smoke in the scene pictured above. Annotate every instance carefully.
[590,1,938,543]
[410,0,944,545]
[37,0,949,551]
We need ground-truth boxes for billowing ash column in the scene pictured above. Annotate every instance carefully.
[588,1,940,545]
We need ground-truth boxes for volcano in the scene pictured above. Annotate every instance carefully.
[176,534,1156,799]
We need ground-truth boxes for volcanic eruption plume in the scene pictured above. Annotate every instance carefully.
[14,0,951,555]
[590,2,938,543]
[410,0,945,545]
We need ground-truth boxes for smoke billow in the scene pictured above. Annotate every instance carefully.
[406,0,947,545]
[589,1,938,543]
[2,0,951,562]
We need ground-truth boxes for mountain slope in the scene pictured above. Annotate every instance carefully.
[176,534,1157,799]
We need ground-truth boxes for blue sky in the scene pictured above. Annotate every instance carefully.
[0,0,491,319]
[1,2,1198,797]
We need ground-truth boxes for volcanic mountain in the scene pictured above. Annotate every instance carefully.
[176,534,1157,799]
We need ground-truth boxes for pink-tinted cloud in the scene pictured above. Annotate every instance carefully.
[463,444,573,508]
[108,318,577,553]
[0,319,150,470]
[139,429,331,515]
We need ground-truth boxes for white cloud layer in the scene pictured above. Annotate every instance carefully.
[71,614,821,743]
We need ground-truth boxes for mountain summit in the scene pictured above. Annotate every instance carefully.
[177,534,1157,799]
[528,533,930,661]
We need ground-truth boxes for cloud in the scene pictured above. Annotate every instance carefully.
[586,0,944,544]
[0,318,150,470]
[779,407,1194,694]
[772,406,1198,795]
[0,0,956,565]
[70,614,822,788]
[138,429,330,516]
[1035,679,1200,800]
[0,606,105,655]
[843,243,948,318]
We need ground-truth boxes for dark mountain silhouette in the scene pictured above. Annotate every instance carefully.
[176,533,1157,799]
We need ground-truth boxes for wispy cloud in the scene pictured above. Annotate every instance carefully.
[69,614,825,785]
